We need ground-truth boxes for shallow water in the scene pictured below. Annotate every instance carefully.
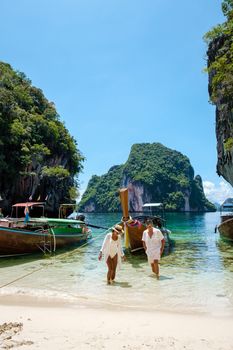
[0,212,233,316]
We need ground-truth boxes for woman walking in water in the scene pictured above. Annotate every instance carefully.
[142,220,165,279]
[98,224,125,284]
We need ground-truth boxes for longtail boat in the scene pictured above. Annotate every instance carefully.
[218,216,233,241]
[217,199,233,242]
[0,202,91,257]
[119,188,173,253]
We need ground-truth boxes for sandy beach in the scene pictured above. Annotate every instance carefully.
[0,296,233,350]
[1,211,233,350]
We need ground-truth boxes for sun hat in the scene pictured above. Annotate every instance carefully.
[112,224,124,234]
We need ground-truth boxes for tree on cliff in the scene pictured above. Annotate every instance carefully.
[204,0,233,104]
[222,0,233,18]
[0,62,84,214]
[78,143,215,213]
[204,1,233,187]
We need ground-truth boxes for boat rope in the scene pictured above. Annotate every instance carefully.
[0,226,112,290]
[0,264,53,289]
[49,227,56,252]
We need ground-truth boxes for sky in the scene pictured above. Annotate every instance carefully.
[1,0,233,204]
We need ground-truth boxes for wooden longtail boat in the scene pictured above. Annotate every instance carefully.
[0,202,91,257]
[217,199,233,242]
[119,188,173,253]
[218,216,233,241]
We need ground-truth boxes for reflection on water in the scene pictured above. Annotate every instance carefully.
[0,212,233,316]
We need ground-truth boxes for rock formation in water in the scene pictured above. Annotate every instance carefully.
[205,1,233,187]
[0,62,84,216]
[79,143,215,212]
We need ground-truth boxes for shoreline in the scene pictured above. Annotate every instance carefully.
[1,290,232,318]
[1,299,233,350]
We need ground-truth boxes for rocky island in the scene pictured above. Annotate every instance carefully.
[79,143,215,212]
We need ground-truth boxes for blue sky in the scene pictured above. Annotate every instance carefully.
[1,0,233,203]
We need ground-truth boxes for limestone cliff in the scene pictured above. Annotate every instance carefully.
[0,62,83,216]
[205,1,233,187]
[79,143,215,213]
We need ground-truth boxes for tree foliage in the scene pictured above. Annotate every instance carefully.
[204,1,233,103]
[222,0,233,18]
[79,166,124,212]
[0,61,84,205]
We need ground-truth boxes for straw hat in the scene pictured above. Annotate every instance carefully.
[112,224,124,234]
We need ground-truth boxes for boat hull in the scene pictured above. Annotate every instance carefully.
[125,221,172,253]
[218,217,233,241]
[0,225,89,257]
[0,226,49,255]
[127,223,145,251]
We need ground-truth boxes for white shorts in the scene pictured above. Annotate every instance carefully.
[146,249,160,263]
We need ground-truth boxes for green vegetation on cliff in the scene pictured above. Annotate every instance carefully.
[0,62,84,210]
[79,143,215,212]
[204,0,233,105]
[204,0,233,186]
[80,166,124,212]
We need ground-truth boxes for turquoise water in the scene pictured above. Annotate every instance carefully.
[0,212,233,316]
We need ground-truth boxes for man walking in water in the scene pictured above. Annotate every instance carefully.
[142,220,165,279]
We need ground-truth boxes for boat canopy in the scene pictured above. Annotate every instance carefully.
[12,202,45,208]
[59,203,78,218]
[143,203,163,207]
[220,198,233,211]
[11,202,46,218]
[222,204,233,209]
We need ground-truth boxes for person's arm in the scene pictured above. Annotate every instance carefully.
[118,237,126,261]
[98,234,109,260]
[160,238,165,257]
[142,231,147,252]
[157,229,165,257]
[142,241,147,251]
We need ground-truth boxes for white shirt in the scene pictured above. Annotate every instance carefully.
[100,233,124,268]
[142,228,164,255]
[109,237,119,258]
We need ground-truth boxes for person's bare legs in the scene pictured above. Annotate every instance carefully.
[106,256,113,284]
[106,255,118,284]
[151,260,159,279]
[111,254,118,281]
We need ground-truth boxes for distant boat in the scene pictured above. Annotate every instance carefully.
[0,202,91,257]
[58,203,78,219]
[218,198,233,242]
[119,188,173,253]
